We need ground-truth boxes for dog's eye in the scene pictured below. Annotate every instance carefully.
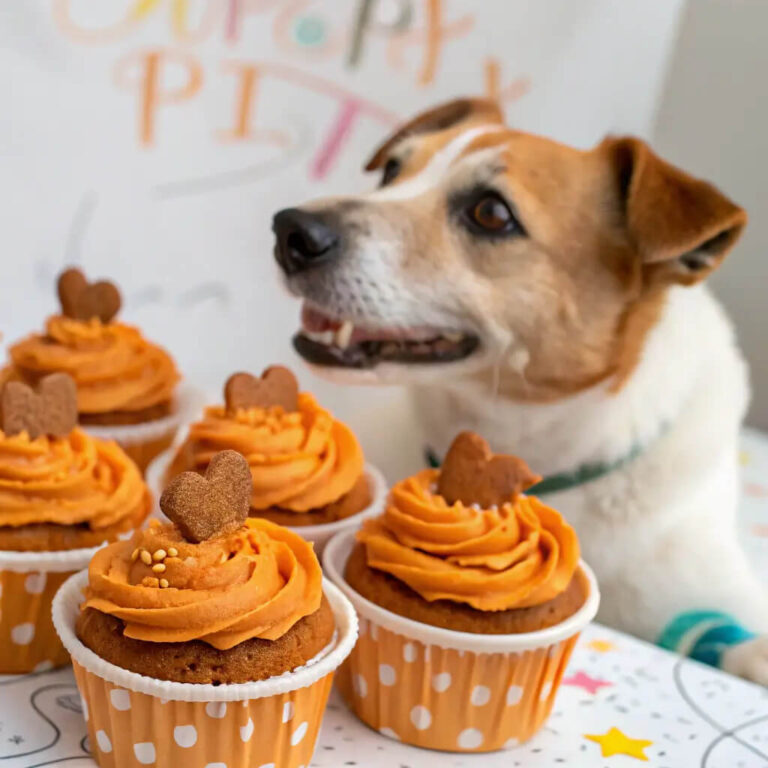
[468,193,517,234]
[380,158,401,187]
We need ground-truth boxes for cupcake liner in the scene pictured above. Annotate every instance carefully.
[0,545,104,673]
[82,384,205,473]
[53,571,358,768]
[323,530,600,753]
[147,449,388,556]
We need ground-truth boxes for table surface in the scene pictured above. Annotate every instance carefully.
[2,429,768,768]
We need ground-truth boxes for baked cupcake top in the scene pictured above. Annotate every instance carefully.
[83,451,324,650]
[6,268,179,418]
[171,366,364,513]
[357,432,580,612]
[0,374,148,534]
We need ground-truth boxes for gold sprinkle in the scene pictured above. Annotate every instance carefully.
[130,548,139,562]
[159,578,169,589]
[141,576,159,588]
[152,563,166,573]
[153,549,167,562]
[139,550,152,565]
[167,547,178,558]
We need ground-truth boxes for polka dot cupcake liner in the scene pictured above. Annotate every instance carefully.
[323,530,600,753]
[0,544,104,674]
[146,451,389,557]
[52,570,358,768]
[83,384,205,474]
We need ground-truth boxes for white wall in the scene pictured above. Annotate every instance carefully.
[654,0,768,429]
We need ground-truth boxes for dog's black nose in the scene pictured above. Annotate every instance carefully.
[273,208,339,275]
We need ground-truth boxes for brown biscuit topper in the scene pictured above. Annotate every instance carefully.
[1,373,78,439]
[160,450,253,543]
[437,432,542,508]
[224,366,299,413]
[57,267,122,323]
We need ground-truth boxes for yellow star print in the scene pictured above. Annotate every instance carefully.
[585,727,653,761]
[586,638,617,653]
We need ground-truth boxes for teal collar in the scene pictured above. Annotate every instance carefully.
[424,442,643,496]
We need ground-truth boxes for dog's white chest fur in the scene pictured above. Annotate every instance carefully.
[415,285,768,640]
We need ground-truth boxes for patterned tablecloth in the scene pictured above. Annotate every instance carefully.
[1,430,767,768]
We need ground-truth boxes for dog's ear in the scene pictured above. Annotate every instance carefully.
[605,137,746,286]
[365,97,504,172]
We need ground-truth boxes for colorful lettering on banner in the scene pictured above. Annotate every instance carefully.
[484,57,531,104]
[385,0,473,87]
[114,49,203,146]
[310,98,362,179]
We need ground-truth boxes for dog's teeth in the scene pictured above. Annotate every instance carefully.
[304,329,335,346]
[335,320,354,349]
[444,332,464,343]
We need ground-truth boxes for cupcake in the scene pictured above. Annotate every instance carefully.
[324,431,600,753]
[52,450,357,768]
[0,372,151,673]
[3,267,192,471]
[148,365,386,552]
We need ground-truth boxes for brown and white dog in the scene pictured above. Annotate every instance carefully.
[273,98,768,683]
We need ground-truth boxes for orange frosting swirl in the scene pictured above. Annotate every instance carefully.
[172,392,364,512]
[357,469,580,611]
[0,428,148,530]
[7,316,179,416]
[83,518,324,650]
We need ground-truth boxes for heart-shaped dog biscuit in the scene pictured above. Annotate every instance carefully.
[160,450,253,542]
[57,267,122,323]
[224,366,299,413]
[1,373,78,439]
[437,432,541,507]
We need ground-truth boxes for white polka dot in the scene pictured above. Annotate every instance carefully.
[11,623,34,645]
[378,664,396,686]
[25,572,46,594]
[205,701,227,719]
[205,764,228,768]
[506,685,523,706]
[540,680,552,700]
[33,660,53,672]
[353,673,368,698]
[290,721,309,746]
[402,642,417,662]
[432,672,452,692]
[133,742,156,764]
[81,696,89,721]
[173,725,197,748]
[96,730,112,753]
[470,685,491,706]
[503,737,520,749]
[409,705,432,730]
[458,728,484,749]
[379,726,399,741]
[282,700,294,723]
[256,764,275,768]
[240,718,254,742]
[110,688,131,711]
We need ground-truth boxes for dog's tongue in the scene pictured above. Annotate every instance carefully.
[301,305,342,333]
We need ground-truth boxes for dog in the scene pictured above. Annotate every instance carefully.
[273,98,768,684]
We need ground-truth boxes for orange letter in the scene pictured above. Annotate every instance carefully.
[115,49,202,146]
[218,61,260,140]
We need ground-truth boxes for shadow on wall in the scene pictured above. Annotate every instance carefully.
[654,0,768,430]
